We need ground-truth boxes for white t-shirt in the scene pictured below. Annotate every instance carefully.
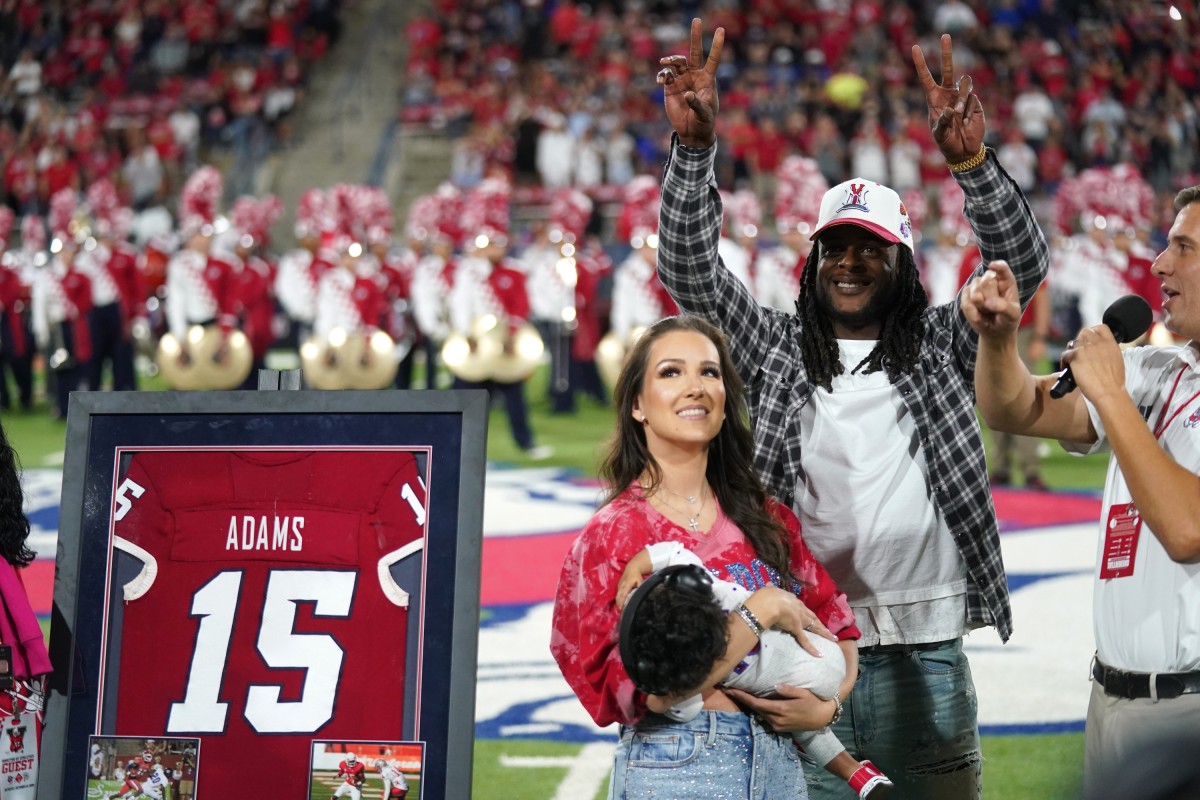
[796,338,967,646]
[1064,343,1200,673]
[9,58,41,95]
[1013,90,1056,141]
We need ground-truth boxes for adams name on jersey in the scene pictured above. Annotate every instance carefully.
[103,449,428,798]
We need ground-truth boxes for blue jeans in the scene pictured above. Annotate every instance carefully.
[803,638,982,799]
[610,710,807,799]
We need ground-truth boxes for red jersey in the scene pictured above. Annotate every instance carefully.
[338,759,367,786]
[551,491,859,727]
[106,448,428,798]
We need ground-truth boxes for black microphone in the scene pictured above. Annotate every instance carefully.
[1050,294,1153,399]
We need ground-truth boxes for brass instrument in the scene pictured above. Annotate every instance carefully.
[157,325,253,390]
[441,315,544,384]
[299,329,399,390]
[550,244,579,394]
[1148,321,1180,347]
[47,323,76,372]
[387,297,417,366]
[596,325,647,390]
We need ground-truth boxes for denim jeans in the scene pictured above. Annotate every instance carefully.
[609,710,807,799]
[802,637,982,799]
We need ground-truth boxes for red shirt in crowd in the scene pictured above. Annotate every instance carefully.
[41,157,80,200]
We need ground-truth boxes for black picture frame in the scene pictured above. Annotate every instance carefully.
[41,389,489,799]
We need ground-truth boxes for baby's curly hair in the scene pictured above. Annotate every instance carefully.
[625,582,728,698]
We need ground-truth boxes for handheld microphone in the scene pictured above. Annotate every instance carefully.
[1049,294,1153,399]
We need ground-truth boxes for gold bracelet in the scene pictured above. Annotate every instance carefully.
[948,146,987,173]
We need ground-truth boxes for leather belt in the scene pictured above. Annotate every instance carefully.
[859,638,957,656]
[1092,659,1200,700]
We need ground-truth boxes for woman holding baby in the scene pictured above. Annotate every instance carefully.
[551,316,867,799]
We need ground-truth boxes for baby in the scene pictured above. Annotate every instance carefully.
[618,541,892,799]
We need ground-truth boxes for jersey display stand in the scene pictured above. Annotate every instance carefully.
[40,384,489,799]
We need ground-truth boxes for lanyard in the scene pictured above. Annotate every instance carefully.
[1152,364,1200,440]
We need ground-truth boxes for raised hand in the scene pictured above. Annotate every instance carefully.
[961,260,1021,340]
[657,18,724,149]
[912,34,986,163]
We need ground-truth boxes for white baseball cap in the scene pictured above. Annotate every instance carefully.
[810,179,914,252]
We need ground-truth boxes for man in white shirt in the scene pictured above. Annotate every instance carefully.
[964,184,1200,800]
[7,50,41,96]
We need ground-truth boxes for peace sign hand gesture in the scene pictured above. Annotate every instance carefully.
[912,34,986,164]
[657,18,724,149]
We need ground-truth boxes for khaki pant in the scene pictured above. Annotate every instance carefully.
[1083,678,1200,799]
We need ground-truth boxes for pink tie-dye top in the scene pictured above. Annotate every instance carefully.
[550,486,860,727]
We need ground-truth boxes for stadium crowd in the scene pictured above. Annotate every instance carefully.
[402,0,1197,204]
[0,0,1195,450]
[0,0,340,216]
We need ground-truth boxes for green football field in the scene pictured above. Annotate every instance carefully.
[3,361,1107,800]
[309,772,421,799]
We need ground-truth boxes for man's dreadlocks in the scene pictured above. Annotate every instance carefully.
[794,245,929,391]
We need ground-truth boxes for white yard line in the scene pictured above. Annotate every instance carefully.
[500,742,614,800]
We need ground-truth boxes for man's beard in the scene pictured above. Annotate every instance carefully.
[815,273,899,333]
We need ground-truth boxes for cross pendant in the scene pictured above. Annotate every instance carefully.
[688,517,699,533]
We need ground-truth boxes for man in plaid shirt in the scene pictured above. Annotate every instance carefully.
[655,20,1048,799]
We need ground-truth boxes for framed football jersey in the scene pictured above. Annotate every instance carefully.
[41,389,488,799]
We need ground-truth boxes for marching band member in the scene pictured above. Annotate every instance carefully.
[756,155,827,312]
[313,236,386,341]
[374,233,418,390]
[229,194,284,388]
[1052,166,1159,332]
[299,222,398,391]
[524,188,595,413]
[32,195,93,419]
[409,186,460,389]
[609,226,677,345]
[360,186,418,390]
[610,175,675,347]
[1083,215,1161,327]
[0,210,35,411]
[524,218,566,405]
[570,225,613,406]
[164,167,239,356]
[449,208,551,459]
[81,180,144,391]
[276,188,333,346]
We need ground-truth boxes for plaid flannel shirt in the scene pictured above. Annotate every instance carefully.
[656,139,1049,642]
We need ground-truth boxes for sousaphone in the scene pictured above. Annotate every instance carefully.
[441,315,543,384]
[157,325,253,390]
[300,329,399,390]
